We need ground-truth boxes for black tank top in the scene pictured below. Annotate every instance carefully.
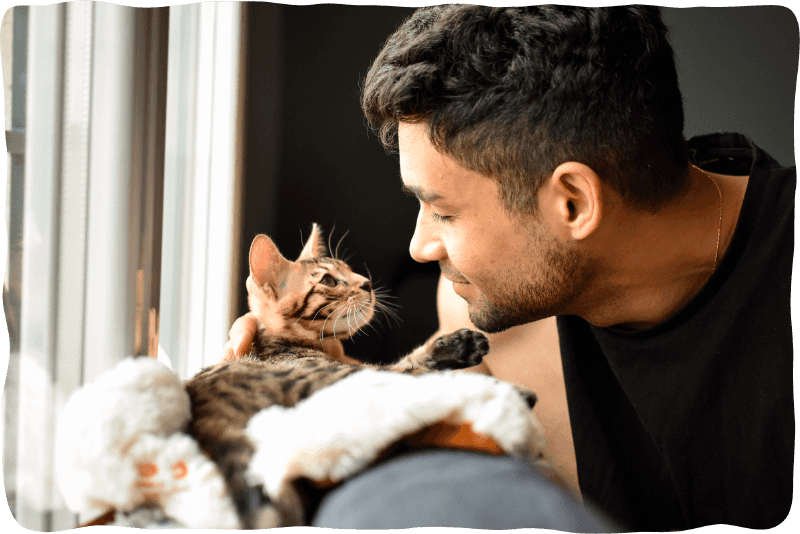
[556,133,794,530]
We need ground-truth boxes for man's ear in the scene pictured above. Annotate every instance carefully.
[539,162,602,241]
[298,223,327,260]
[249,234,293,297]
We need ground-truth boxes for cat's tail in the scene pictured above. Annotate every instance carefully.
[245,484,281,528]
[190,423,288,528]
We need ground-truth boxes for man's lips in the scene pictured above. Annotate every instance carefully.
[448,275,473,298]
[441,272,471,285]
[440,264,471,285]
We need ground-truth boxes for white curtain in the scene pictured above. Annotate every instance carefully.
[2,2,243,529]
[161,2,243,380]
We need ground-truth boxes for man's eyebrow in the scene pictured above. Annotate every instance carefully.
[401,184,443,203]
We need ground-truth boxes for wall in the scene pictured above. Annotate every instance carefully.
[239,5,798,363]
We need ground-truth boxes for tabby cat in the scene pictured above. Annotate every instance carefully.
[185,224,519,528]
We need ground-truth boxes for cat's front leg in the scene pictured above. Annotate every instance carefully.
[392,328,489,372]
[389,330,539,410]
[512,383,538,409]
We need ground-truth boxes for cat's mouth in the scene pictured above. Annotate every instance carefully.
[327,292,375,339]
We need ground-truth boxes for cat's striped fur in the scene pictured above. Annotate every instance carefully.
[184,225,504,528]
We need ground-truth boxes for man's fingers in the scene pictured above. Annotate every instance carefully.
[229,313,257,356]
[222,341,236,362]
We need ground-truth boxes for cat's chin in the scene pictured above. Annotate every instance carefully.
[328,299,374,339]
[331,314,372,339]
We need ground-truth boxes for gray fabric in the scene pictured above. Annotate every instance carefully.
[312,449,612,531]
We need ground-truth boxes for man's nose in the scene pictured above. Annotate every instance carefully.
[409,211,445,263]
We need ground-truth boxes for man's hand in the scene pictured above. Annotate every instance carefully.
[222,312,258,361]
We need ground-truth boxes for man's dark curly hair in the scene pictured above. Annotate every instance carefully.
[361,5,690,215]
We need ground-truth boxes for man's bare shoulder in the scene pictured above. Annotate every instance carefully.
[435,274,579,496]
[436,273,560,377]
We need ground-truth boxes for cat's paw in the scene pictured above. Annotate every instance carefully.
[427,328,489,370]
[513,384,538,409]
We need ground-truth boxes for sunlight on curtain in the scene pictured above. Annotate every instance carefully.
[2,2,242,530]
[160,2,242,380]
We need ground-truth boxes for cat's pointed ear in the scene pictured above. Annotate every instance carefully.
[297,223,327,260]
[249,234,293,294]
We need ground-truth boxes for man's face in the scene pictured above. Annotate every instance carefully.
[398,122,591,332]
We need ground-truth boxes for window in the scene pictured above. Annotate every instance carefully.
[1,3,244,529]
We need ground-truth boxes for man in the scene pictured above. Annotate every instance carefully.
[227,6,793,530]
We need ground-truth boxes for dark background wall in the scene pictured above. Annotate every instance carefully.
[664,7,797,164]
[239,4,798,363]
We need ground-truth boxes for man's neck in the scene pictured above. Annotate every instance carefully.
[576,165,748,330]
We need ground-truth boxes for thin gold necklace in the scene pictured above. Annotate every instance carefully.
[703,168,723,271]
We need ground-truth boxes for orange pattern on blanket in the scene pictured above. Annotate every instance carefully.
[306,421,505,489]
[404,421,505,455]
[78,509,116,527]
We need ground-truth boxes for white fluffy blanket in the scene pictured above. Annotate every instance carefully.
[58,357,546,529]
[244,369,547,527]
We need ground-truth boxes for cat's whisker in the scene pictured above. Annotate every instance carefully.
[377,306,401,318]
[295,302,330,327]
[352,305,365,336]
[371,285,393,292]
[369,279,390,291]
[304,302,337,326]
[353,319,370,338]
[327,223,337,258]
[365,307,390,332]
[320,303,344,344]
[372,301,403,328]
[372,288,395,296]
[353,302,369,335]
[335,229,350,261]
[353,325,369,339]
[371,288,398,300]
[360,303,390,331]
[362,263,374,285]
[351,306,367,339]
[352,308,363,339]
[354,305,374,337]
[330,304,349,340]
[373,299,401,313]
[345,306,356,340]
[352,304,368,330]
[374,296,402,314]
[339,304,353,339]
[322,302,342,338]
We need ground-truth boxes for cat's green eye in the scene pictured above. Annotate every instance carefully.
[320,274,338,287]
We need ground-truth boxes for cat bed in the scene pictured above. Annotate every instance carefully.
[58,358,548,528]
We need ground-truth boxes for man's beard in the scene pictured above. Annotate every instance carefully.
[464,231,591,334]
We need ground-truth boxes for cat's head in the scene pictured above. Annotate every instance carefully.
[246,223,375,344]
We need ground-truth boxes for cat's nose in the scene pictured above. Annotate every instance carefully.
[360,280,372,291]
